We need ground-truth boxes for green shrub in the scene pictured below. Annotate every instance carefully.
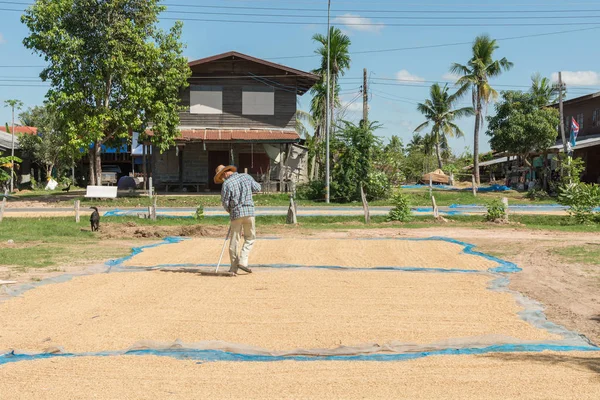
[486,199,507,222]
[526,188,550,201]
[558,183,600,224]
[296,180,325,201]
[387,191,411,222]
[364,171,391,201]
[194,203,204,220]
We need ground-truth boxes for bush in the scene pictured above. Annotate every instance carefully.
[558,183,600,224]
[526,188,550,201]
[485,199,507,222]
[364,171,391,201]
[194,203,204,220]
[387,191,411,222]
[296,180,325,201]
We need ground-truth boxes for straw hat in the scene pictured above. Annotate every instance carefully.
[214,164,237,184]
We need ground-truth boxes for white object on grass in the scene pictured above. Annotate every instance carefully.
[84,185,118,198]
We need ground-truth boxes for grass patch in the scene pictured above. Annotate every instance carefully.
[11,188,556,208]
[553,245,600,265]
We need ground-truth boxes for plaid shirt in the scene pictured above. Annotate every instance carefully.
[221,173,261,220]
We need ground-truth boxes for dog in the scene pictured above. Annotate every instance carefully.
[90,207,100,232]
[62,184,71,193]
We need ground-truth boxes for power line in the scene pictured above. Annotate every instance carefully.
[4,1,600,14]
[268,26,600,59]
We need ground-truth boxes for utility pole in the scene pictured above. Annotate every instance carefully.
[363,68,368,123]
[3,99,23,193]
[558,71,568,153]
[325,0,331,203]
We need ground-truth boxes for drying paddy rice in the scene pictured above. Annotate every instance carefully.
[1,232,598,399]
[123,237,498,271]
[1,353,599,400]
[0,269,557,353]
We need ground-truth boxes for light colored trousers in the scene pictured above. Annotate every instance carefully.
[229,216,256,272]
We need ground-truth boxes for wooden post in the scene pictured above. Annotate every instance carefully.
[431,195,439,219]
[75,200,80,223]
[148,177,153,198]
[286,195,297,225]
[151,195,157,221]
[472,174,477,197]
[360,184,370,224]
[429,175,433,197]
[502,197,509,223]
[244,168,248,174]
[0,197,6,223]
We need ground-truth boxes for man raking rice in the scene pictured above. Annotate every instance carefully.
[214,164,261,275]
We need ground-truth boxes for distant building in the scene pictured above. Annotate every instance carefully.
[147,51,319,192]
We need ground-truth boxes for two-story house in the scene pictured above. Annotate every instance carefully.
[556,92,600,183]
[149,51,319,192]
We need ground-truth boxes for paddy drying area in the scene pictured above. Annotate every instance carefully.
[1,229,599,399]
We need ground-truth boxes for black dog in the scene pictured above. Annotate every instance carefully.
[62,184,71,193]
[90,207,100,232]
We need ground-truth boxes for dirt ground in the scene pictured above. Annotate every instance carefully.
[1,353,599,400]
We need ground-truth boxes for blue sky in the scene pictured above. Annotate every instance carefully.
[1,0,600,153]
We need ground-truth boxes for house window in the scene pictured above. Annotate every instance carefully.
[190,85,223,114]
[593,109,600,127]
[577,113,584,131]
[242,86,275,115]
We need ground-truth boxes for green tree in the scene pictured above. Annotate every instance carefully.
[22,0,190,186]
[451,35,513,184]
[0,153,22,191]
[312,26,351,130]
[415,83,473,169]
[378,135,405,185]
[331,120,385,202]
[530,73,563,107]
[18,105,75,181]
[310,27,350,183]
[486,91,559,170]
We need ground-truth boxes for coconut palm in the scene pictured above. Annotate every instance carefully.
[295,109,314,139]
[450,35,513,184]
[415,83,474,169]
[529,72,562,107]
[312,26,351,131]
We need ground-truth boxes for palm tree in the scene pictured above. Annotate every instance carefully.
[530,72,562,107]
[450,35,513,184]
[295,109,314,139]
[312,26,351,132]
[415,83,474,169]
[406,133,424,154]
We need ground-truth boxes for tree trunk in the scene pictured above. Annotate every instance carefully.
[435,141,443,170]
[94,140,102,185]
[473,100,482,185]
[88,147,96,186]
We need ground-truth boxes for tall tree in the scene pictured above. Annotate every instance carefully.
[18,105,74,180]
[487,91,559,158]
[22,0,190,186]
[529,72,562,107]
[312,26,351,130]
[450,35,513,184]
[415,83,473,169]
[331,120,383,202]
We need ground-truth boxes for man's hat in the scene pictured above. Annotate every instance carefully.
[214,165,237,184]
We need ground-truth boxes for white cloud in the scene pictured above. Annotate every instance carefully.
[0,33,5,44]
[332,14,384,33]
[442,72,461,82]
[551,71,600,86]
[396,69,425,83]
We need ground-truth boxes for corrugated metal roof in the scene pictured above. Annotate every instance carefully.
[0,126,38,135]
[0,131,21,151]
[180,129,299,142]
